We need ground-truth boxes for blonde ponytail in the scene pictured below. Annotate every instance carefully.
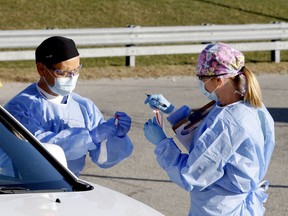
[241,67,262,108]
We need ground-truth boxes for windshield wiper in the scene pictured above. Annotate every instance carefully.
[0,186,30,194]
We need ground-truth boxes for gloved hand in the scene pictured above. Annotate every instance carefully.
[92,118,116,143]
[115,111,131,137]
[144,94,174,114]
[143,117,167,145]
[166,105,190,126]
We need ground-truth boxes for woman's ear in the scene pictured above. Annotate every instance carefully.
[36,62,46,76]
[216,77,225,87]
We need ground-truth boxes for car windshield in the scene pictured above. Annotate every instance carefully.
[0,111,73,193]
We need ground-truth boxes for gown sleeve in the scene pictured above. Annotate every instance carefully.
[154,109,248,192]
[5,88,133,167]
[5,97,95,161]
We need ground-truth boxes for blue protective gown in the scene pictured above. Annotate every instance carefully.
[157,101,274,216]
[4,83,133,176]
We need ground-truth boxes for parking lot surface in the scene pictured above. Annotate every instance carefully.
[0,74,287,216]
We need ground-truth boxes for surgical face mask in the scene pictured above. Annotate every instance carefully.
[44,68,79,96]
[198,78,219,101]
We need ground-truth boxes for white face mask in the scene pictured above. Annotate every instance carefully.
[44,68,79,96]
[198,78,219,101]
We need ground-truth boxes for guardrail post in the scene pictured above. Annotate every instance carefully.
[271,22,281,63]
[271,49,280,63]
[125,44,135,67]
[271,40,280,63]
[126,25,136,67]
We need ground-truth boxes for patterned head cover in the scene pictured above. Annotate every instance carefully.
[196,42,245,78]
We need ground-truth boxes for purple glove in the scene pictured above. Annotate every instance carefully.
[91,118,116,143]
[115,111,131,137]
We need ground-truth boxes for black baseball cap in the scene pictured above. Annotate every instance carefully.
[35,36,79,67]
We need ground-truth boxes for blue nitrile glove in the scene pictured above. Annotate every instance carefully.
[167,105,190,126]
[143,117,167,145]
[91,118,116,143]
[115,111,131,137]
[144,94,174,114]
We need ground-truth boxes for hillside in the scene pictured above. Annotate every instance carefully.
[0,0,287,82]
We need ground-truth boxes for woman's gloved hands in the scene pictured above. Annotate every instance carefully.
[115,111,132,137]
[144,94,174,114]
[143,117,167,145]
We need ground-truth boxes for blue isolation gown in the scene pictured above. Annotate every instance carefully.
[4,83,133,176]
[156,101,275,216]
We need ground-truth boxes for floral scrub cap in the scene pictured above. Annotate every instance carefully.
[196,42,245,78]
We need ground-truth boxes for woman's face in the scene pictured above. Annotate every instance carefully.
[200,78,219,93]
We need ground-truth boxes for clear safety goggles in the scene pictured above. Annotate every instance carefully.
[49,63,82,77]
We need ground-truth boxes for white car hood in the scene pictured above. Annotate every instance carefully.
[0,182,164,216]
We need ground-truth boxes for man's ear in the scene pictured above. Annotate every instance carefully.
[36,62,46,76]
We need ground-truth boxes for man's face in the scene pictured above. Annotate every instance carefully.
[37,56,81,96]
[48,56,81,78]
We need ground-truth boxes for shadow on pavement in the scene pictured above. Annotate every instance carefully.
[81,173,171,183]
[80,174,288,189]
[267,108,288,123]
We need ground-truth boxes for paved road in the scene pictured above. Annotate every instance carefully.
[0,74,287,216]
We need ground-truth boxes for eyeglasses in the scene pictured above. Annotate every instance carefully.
[198,76,210,81]
[50,64,82,77]
[197,73,227,81]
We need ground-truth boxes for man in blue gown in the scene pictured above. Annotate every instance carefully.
[5,36,133,176]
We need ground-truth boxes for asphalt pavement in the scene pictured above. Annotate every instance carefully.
[0,74,287,216]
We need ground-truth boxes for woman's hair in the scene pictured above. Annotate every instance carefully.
[234,67,262,108]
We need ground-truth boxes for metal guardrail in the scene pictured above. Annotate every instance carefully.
[0,23,288,66]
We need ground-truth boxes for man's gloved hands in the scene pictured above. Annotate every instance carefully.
[91,111,131,143]
[144,94,174,114]
[93,118,117,143]
[143,117,167,145]
[115,111,131,137]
